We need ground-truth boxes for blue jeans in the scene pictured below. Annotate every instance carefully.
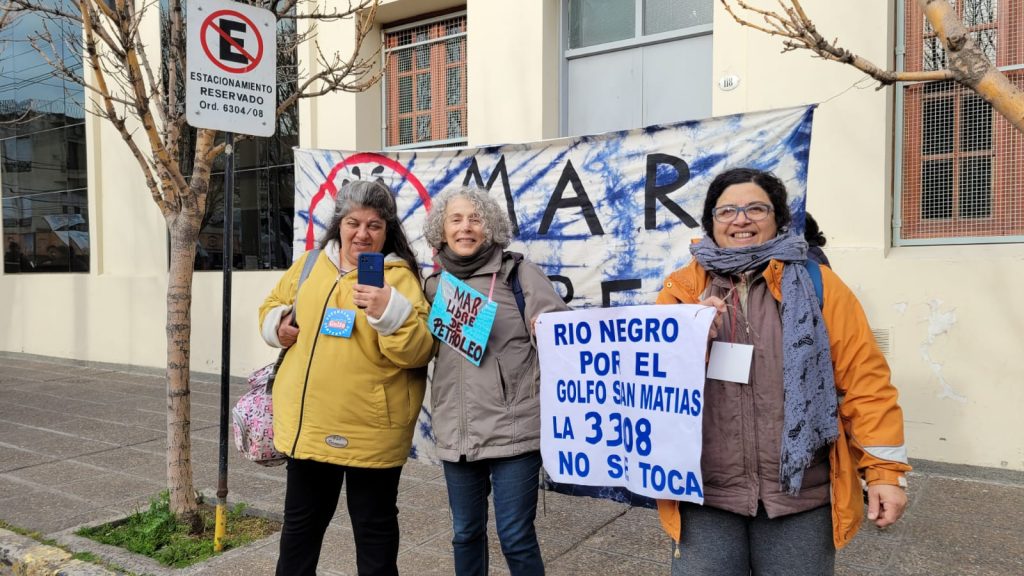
[442,451,545,576]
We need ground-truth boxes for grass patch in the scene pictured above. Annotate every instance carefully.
[76,492,279,568]
[71,551,101,562]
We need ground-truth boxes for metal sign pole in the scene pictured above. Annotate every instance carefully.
[215,132,235,551]
[187,0,275,552]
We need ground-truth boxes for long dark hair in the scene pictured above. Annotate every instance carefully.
[804,212,827,247]
[701,168,792,237]
[321,181,421,278]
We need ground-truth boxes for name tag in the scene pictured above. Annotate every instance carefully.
[706,341,754,384]
[320,308,356,338]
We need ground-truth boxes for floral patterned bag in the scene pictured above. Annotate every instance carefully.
[232,359,287,466]
[232,249,320,467]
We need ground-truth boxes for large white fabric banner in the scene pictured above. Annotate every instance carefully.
[293,105,815,472]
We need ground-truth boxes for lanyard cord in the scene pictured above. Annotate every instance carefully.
[729,278,738,341]
[487,272,497,301]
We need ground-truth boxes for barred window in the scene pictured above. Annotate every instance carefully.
[383,13,467,149]
[899,0,1023,243]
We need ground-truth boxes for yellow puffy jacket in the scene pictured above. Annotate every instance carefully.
[655,258,910,549]
[258,247,436,468]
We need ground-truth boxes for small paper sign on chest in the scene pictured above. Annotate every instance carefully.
[428,271,499,366]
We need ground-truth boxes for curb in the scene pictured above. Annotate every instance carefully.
[0,529,117,576]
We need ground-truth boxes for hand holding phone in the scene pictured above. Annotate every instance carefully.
[356,252,385,310]
[358,252,385,288]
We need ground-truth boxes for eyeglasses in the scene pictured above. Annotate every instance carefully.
[712,202,773,223]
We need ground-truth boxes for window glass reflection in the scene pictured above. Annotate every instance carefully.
[2,191,89,273]
[1,7,89,274]
[196,165,294,271]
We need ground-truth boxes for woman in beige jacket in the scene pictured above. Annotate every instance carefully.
[424,187,567,576]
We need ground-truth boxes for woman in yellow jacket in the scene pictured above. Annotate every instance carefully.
[259,181,435,576]
[656,168,910,575]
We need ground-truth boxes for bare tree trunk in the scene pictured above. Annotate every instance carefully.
[166,209,201,528]
[918,0,1024,133]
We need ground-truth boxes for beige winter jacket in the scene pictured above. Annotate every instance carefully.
[424,249,568,462]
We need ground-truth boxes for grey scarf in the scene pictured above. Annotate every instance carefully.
[690,233,838,495]
[436,243,501,279]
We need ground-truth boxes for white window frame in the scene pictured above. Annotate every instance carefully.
[559,0,713,136]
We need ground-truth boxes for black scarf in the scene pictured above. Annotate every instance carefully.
[436,243,502,279]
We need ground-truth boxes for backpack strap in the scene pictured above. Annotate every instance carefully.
[803,259,823,309]
[503,253,527,321]
[269,248,321,394]
[291,248,321,328]
[510,264,526,320]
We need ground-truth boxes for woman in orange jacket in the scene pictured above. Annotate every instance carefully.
[656,168,910,575]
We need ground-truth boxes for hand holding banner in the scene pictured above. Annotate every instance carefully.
[537,304,715,503]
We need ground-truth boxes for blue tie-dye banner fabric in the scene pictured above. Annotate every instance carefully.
[293,105,815,495]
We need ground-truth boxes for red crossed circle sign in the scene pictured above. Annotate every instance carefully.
[200,10,264,74]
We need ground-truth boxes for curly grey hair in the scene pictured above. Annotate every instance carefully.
[424,187,513,250]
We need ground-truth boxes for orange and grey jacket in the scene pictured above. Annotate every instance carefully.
[655,258,910,549]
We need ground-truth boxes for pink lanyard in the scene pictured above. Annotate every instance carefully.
[487,272,497,302]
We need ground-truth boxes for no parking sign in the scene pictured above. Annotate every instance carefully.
[186,0,276,136]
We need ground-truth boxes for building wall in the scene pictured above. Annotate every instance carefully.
[0,0,1020,471]
[713,0,1022,471]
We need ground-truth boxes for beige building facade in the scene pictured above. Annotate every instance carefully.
[0,0,1020,472]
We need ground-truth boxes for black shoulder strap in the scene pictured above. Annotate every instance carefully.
[510,261,526,321]
[501,252,527,321]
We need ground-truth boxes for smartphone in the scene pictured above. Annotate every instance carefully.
[357,252,385,288]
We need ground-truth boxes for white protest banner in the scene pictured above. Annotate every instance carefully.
[293,107,815,309]
[293,106,815,464]
[537,304,715,502]
[427,271,499,366]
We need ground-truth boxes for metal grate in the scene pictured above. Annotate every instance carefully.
[383,14,467,148]
[899,0,1023,243]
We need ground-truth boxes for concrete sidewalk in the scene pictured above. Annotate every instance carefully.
[0,351,1021,575]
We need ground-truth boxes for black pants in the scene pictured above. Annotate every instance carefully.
[276,458,403,576]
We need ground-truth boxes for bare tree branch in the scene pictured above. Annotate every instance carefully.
[165,0,185,153]
[720,0,1024,133]
[80,0,166,215]
[720,0,955,84]
[275,0,373,21]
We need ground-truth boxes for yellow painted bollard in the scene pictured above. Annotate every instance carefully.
[214,502,227,552]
